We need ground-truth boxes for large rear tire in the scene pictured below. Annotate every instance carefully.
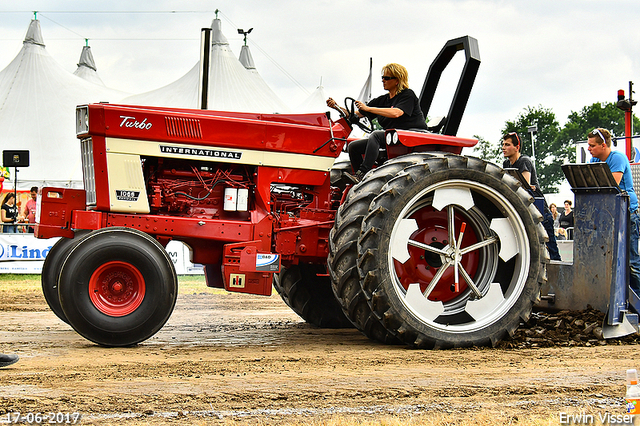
[58,228,177,347]
[328,155,434,344]
[358,154,547,348]
[274,263,353,328]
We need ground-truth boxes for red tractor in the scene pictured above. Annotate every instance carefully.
[35,36,546,348]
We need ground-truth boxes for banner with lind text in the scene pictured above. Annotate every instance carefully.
[0,234,57,262]
[0,234,203,275]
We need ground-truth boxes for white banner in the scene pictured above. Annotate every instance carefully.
[0,234,58,262]
[0,234,203,275]
[0,234,59,274]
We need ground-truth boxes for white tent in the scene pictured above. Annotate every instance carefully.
[238,43,289,110]
[296,82,330,114]
[73,44,105,86]
[0,20,127,189]
[122,18,289,113]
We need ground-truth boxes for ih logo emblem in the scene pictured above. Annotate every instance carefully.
[116,190,140,202]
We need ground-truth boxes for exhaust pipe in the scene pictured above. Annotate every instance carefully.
[198,27,212,110]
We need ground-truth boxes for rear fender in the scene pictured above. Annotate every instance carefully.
[384,129,478,157]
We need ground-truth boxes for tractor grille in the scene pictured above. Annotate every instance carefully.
[165,116,203,139]
[81,138,96,206]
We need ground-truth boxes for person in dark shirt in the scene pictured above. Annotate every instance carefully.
[1,192,18,233]
[327,63,427,182]
[502,132,561,261]
[558,200,574,230]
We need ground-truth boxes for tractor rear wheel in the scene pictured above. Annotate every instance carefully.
[58,227,177,347]
[357,154,546,348]
[274,263,353,328]
[328,154,435,344]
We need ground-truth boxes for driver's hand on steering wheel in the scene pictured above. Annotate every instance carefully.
[354,100,367,116]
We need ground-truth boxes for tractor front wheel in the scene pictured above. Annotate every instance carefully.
[41,232,87,324]
[58,228,177,346]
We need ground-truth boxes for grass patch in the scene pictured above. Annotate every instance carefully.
[0,274,41,293]
[175,274,227,295]
[0,273,223,295]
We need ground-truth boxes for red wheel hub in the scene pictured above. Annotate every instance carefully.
[394,206,480,303]
[89,261,145,317]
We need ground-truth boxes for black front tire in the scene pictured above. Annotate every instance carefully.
[58,228,177,347]
[274,263,353,328]
[41,232,88,324]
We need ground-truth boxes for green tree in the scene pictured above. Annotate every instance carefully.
[557,101,640,162]
[502,105,563,193]
[472,102,640,192]
[471,134,502,164]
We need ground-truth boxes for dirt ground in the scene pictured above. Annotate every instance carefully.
[1,281,640,426]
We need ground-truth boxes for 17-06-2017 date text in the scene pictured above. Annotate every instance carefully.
[4,412,81,424]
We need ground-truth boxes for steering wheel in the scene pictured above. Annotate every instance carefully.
[344,97,374,134]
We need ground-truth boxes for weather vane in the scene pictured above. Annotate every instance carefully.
[237,28,253,46]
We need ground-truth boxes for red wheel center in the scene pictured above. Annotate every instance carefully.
[111,281,124,293]
[394,207,481,303]
[89,261,146,317]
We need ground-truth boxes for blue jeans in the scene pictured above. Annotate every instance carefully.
[3,224,17,233]
[630,212,640,291]
[542,211,561,261]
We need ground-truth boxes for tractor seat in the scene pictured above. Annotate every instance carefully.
[426,116,446,133]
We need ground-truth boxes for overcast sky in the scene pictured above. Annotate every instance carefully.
[0,0,639,155]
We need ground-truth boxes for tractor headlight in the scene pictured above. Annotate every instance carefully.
[76,105,89,136]
[386,131,398,145]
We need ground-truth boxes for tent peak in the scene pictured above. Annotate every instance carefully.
[24,19,45,47]
[211,18,229,46]
[239,45,256,70]
[77,45,97,72]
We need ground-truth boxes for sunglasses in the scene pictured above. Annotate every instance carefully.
[504,132,521,146]
[592,128,607,144]
[381,76,397,81]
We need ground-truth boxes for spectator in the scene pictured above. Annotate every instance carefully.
[22,186,38,232]
[550,203,566,240]
[1,192,18,233]
[550,203,560,229]
[502,132,561,260]
[559,200,574,230]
